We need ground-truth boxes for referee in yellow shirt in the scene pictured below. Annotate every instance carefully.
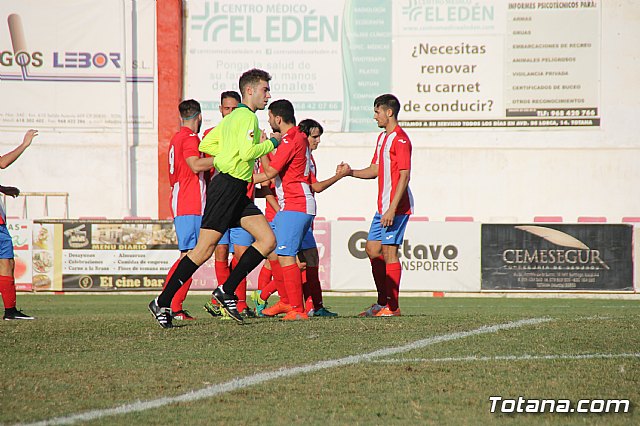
[150,69,281,327]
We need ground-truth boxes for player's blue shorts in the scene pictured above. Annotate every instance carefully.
[218,229,230,246]
[300,227,317,251]
[230,226,255,248]
[273,211,314,256]
[174,215,201,251]
[0,225,14,259]
[367,212,410,245]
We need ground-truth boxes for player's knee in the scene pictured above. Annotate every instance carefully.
[191,244,215,265]
[0,259,13,276]
[214,245,228,261]
[261,232,277,254]
[365,243,381,259]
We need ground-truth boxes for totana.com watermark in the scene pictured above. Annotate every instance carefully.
[489,396,631,414]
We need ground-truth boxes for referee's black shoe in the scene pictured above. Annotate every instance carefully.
[148,298,173,328]
[212,287,243,323]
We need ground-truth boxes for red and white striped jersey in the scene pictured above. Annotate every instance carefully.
[308,154,318,189]
[371,125,414,215]
[169,127,206,217]
[259,154,279,222]
[0,198,5,225]
[270,126,316,215]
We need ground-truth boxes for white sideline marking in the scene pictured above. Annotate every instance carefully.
[19,317,551,426]
[372,353,640,363]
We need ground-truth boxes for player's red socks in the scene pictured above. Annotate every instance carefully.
[301,270,313,312]
[235,279,247,311]
[261,279,278,301]
[385,262,402,311]
[306,266,323,310]
[258,263,272,290]
[0,275,16,309]
[171,277,193,312]
[269,259,289,304]
[162,258,190,311]
[230,257,248,311]
[370,255,387,306]
[282,263,303,312]
[214,260,231,288]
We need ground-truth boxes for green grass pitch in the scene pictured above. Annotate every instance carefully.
[1,294,638,425]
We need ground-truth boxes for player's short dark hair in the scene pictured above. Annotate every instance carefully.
[268,99,296,125]
[374,94,400,119]
[238,68,271,95]
[298,119,324,137]
[178,99,201,120]
[220,91,241,103]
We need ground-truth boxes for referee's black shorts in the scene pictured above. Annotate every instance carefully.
[201,172,262,233]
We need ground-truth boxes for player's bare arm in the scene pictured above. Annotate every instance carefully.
[252,163,279,184]
[0,129,37,169]
[185,155,215,173]
[348,162,378,180]
[311,163,352,193]
[265,193,280,213]
[380,169,410,227]
[259,153,271,172]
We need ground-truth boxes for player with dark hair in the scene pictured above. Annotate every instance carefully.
[251,100,316,320]
[0,129,38,320]
[149,69,280,327]
[162,99,215,320]
[344,94,413,317]
[219,91,241,116]
[253,119,349,317]
[295,118,346,316]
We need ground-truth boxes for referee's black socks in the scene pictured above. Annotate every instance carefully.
[222,245,266,295]
[157,255,199,308]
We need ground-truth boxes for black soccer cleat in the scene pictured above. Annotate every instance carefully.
[148,298,173,328]
[3,308,35,320]
[240,307,257,318]
[212,287,243,323]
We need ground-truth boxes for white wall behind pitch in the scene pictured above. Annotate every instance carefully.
[308,1,640,223]
[0,1,637,221]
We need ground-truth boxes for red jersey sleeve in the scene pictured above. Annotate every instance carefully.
[394,134,412,171]
[182,134,201,159]
[269,136,295,172]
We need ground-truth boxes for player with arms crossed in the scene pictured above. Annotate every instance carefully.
[149,69,280,327]
[0,129,38,320]
[345,94,414,317]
